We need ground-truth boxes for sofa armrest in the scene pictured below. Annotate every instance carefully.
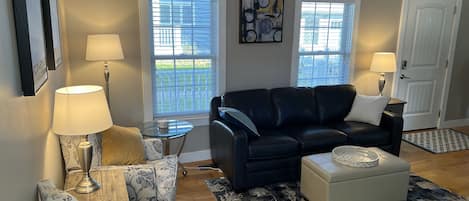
[380,111,404,156]
[209,120,249,189]
[148,155,178,201]
[143,138,164,161]
[91,155,177,201]
[120,155,177,201]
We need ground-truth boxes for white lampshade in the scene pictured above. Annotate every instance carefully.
[370,52,397,73]
[85,34,124,61]
[53,85,113,136]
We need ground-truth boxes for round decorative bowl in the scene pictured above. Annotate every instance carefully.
[332,146,379,168]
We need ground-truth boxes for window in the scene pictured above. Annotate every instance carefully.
[151,0,217,117]
[294,1,357,87]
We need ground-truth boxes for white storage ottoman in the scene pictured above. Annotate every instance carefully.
[301,148,410,201]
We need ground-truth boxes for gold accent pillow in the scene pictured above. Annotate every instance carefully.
[101,125,146,165]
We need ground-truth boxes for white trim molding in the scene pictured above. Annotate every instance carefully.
[138,0,227,122]
[157,114,209,127]
[290,0,361,86]
[437,0,463,128]
[138,0,154,122]
[217,0,227,96]
[290,0,302,86]
[179,149,212,163]
[440,118,469,129]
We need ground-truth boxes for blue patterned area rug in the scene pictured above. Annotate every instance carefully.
[402,129,469,153]
[206,175,467,201]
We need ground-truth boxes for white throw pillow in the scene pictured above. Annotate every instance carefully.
[345,95,390,126]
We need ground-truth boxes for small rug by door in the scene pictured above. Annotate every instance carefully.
[206,175,467,201]
[402,129,469,153]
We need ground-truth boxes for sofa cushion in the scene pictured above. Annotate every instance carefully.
[315,85,356,124]
[271,87,319,127]
[286,125,348,154]
[248,135,299,160]
[223,89,275,128]
[331,121,391,146]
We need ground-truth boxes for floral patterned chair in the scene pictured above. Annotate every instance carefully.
[37,180,78,201]
[59,130,178,201]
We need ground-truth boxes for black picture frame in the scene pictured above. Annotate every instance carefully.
[42,0,63,70]
[12,0,49,96]
[239,0,284,43]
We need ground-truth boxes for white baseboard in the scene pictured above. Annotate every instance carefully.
[179,149,212,163]
[439,118,469,128]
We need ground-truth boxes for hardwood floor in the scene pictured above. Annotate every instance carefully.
[176,163,223,201]
[176,127,469,201]
[400,126,469,198]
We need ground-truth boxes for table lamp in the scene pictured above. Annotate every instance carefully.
[52,85,113,194]
[85,34,124,102]
[370,52,397,96]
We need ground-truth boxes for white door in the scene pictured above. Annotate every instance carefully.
[395,0,458,131]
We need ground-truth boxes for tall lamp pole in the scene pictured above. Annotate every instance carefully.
[85,34,124,103]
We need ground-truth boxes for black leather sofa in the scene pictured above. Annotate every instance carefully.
[209,85,403,191]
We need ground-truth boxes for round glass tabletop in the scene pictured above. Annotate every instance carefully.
[139,120,194,139]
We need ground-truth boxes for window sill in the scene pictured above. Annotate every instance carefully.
[155,114,209,127]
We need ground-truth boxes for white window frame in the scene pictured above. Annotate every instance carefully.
[139,0,226,126]
[290,0,361,86]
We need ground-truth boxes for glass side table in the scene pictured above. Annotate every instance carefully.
[138,120,194,176]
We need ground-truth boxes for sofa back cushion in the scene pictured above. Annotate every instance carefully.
[222,89,275,128]
[315,85,356,124]
[271,87,319,127]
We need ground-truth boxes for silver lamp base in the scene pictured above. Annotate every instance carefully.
[378,73,386,96]
[75,175,100,194]
[76,136,100,194]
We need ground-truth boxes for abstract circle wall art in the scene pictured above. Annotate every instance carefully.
[240,0,284,43]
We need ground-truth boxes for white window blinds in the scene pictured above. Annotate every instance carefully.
[296,1,356,87]
[151,0,217,116]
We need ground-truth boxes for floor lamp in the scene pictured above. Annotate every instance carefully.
[85,34,124,103]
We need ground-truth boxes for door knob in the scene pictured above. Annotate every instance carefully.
[400,74,411,79]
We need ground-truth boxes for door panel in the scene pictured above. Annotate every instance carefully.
[404,80,435,115]
[396,0,457,131]
[411,8,445,67]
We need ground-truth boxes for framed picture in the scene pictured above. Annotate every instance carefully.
[13,0,48,96]
[239,0,284,43]
[42,0,63,70]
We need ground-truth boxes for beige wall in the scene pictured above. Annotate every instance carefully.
[62,0,144,126]
[0,0,69,199]
[59,0,404,154]
[1,0,467,199]
[59,0,467,155]
[445,0,469,121]
[225,0,403,95]
[180,0,402,152]
[353,0,402,96]
[225,0,295,91]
